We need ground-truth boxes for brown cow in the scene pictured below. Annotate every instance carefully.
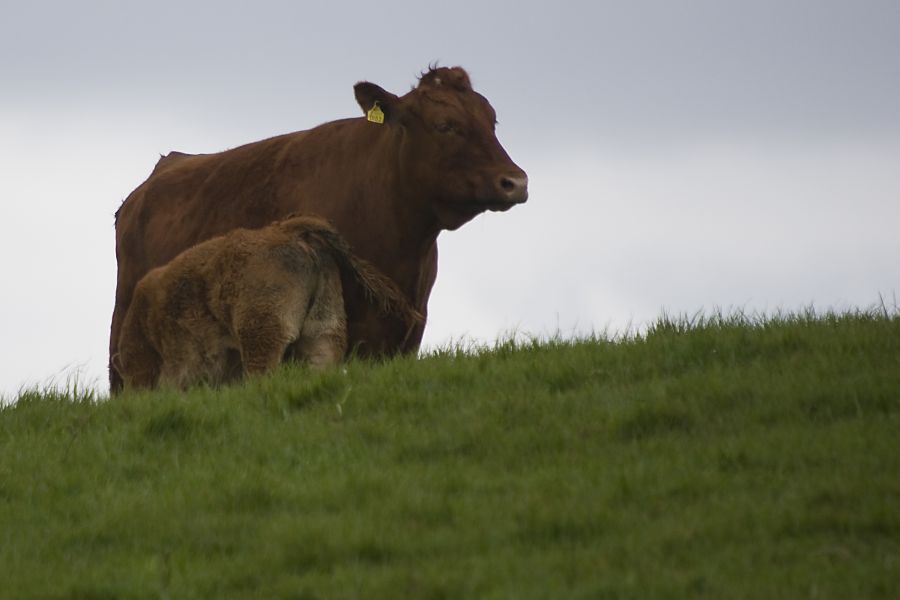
[113,215,420,390]
[111,65,527,392]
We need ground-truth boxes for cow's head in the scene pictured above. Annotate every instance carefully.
[354,66,528,230]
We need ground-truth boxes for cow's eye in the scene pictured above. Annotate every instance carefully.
[435,122,458,135]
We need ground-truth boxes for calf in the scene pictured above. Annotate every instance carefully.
[113,216,419,390]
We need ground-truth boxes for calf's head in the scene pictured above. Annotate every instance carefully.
[354,66,528,230]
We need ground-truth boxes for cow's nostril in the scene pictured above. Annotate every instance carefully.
[497,174,528,203]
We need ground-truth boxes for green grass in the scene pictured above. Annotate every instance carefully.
[2,310,899,598]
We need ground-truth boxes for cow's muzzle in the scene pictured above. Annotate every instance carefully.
[497,173,529,205]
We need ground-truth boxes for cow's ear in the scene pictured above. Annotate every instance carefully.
[354,82,401,122]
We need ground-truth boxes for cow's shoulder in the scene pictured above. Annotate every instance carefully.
[152,151,194,174]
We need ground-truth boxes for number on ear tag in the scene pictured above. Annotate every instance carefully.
[367,101,385,124]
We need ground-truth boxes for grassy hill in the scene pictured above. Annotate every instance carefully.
[1,311,898,598]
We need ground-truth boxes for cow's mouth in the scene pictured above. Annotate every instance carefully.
[436,195,525,230]
[483,199,520,212]
[473,197,526,212]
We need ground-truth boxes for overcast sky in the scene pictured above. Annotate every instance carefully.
[2,1,899,398]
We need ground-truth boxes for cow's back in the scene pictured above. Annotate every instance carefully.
[116,133,299,270]
[110,119,411,392]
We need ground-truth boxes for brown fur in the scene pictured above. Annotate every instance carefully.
[110,65,527,393]
[113,216,420,391]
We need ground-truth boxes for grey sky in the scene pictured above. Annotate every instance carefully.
[2,1,899,397]
[5,1,900,139]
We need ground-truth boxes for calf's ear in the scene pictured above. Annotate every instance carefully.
[354,82,401,122]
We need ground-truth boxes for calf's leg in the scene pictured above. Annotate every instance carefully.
[236,309,293,377]
[292,269,347,369]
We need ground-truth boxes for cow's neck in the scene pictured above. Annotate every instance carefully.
[351,181,441,300]
[325,120,442,298]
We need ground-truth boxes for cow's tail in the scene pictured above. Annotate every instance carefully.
[292,219,424,325]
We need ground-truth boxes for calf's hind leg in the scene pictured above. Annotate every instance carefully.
[235,309,294,377]
[291,269,348,370]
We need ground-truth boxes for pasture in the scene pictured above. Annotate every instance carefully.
[1,310,898,598]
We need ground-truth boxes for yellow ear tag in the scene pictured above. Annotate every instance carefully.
[367,101,385,124]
